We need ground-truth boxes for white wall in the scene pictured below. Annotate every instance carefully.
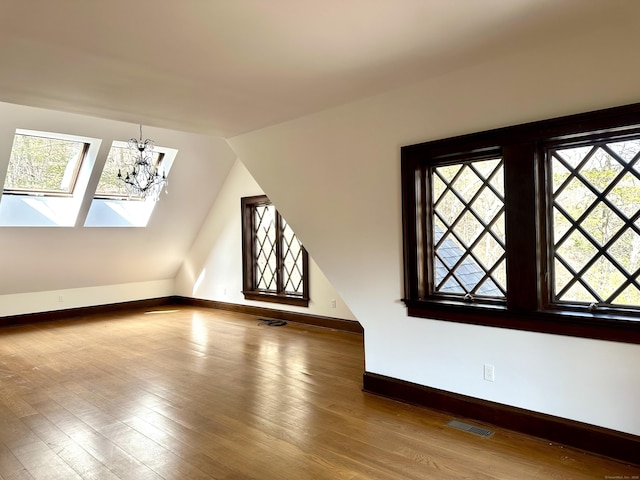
[0,101,236,300]
[0,280,173,317]
[0,101,354,324]
[175,159,356,321]
[228,18,640,436]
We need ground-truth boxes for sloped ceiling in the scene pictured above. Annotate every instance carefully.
[0,102,236,295]
[0,1,637,297]
[0,0,626,137]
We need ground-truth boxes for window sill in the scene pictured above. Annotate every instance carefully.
[403,298,640,344]
[242,291,309,307]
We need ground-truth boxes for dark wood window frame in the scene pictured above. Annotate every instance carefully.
[241,195,309,307]
[401,103,640,344]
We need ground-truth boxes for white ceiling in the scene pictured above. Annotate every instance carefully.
[0,0,628,138]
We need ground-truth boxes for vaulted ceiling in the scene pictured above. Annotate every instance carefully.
[1,0,638,298]
[0,0,628,138]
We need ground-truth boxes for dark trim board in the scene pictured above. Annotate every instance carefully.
[172,296,363,334]
[0,297,172,327]
[363,372,640,466]
[0,296,363,335]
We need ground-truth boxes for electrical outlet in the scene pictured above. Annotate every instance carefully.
[58,295,64,303]
[483,364,495,382]
[331,299,337,308]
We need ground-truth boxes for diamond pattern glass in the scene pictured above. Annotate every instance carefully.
[254,204,277,292]
[432,157,506,298]
[247,200,307,300]
[550,139,640,306]
[281,218,304,295]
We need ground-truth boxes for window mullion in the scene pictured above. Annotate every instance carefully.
[402,103,640,344]
[420,165,431,298]
[504,143,539,311]
[241,195,309,307]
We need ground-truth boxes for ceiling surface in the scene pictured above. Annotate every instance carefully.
[0,1,632,137]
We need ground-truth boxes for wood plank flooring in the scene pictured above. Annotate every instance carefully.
[0,306,638,479]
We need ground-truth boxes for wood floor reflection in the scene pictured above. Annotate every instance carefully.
[0,307,637,479]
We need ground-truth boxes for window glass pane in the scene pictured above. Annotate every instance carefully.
[95,145,163,199]
[4,134,85,194]
[254,204,277,292]
[242,195,308,305]
[550,140,640,307]
[432,157,506,299]
[281,218,304,295]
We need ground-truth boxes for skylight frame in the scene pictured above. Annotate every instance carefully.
[3,131,90,197]
[0,129,102,227]
[84,142,177,227]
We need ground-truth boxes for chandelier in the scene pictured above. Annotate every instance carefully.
[117,125,167,200]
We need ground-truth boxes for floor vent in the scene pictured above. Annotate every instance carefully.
[446,420,495,438]
[259,319,288,327]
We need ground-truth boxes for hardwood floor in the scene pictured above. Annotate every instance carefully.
[0,306,638,480]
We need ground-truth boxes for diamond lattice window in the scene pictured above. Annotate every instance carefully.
[241,195,309,306]
[431,158,506,300]
[549,139,640,307]
[403,103,640,343]
[254,204,278,292]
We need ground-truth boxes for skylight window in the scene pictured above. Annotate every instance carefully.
[94,144,164,200]
[0,129,101,227]
[84,141,177,227]
[4,133,88,195]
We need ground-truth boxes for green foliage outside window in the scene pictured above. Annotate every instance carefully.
[95,145,162,199]
[551,140,640,307]
[4,134,85,194]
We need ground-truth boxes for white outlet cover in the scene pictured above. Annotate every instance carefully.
[483,364,495,382]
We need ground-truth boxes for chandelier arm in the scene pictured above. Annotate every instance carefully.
[116,125,167,201]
